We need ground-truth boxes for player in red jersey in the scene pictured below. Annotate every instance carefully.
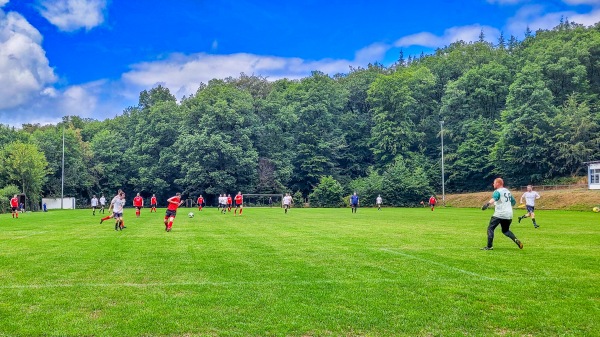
[234,192,243,216]
[164,193,183,232]
[10,195,19,218]
[150,194,157,213]
[197,195,204,211]
[429,195,437,211]
[227,194,233,212]
[133,193,144,217]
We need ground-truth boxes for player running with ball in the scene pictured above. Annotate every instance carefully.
[164,193,184,232]
[481,178,523,250]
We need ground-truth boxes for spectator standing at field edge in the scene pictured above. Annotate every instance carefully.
[481,178,523,250]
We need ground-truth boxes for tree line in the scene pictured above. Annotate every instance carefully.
[1,20,599,209]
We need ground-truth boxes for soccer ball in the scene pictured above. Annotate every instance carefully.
[593,207,599,213]
[188,212,194,218]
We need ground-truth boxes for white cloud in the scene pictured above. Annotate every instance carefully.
[506,5,600,36]
[38,0,107,32]
[0,0,9,8]
[395,24,501,48]
[0,9,57,110]
[354,43,390,63]
[122,52,365,99]
[562,0,600,5]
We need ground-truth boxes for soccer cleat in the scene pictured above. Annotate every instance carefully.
[100,219,104,224]
[518,216,522,223]
[481,246,493,250]
[534,224,539,228]
[516,239,523,249]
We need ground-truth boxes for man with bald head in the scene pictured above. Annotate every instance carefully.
[481,178,523,250]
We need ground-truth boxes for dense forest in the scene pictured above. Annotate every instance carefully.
[1,21,600,209]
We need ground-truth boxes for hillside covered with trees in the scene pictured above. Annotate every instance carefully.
[1,20,599,209]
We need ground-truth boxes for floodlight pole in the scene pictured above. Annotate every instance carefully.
[440,120,445,205]
[61,123,65,209]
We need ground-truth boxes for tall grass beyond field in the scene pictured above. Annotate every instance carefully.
[0,207,598,336]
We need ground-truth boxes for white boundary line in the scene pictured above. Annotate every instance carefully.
[7,231,49,239]
[0,279,405,289]
[377,247,501,281]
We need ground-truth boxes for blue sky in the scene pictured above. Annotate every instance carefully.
[1,0,599,126]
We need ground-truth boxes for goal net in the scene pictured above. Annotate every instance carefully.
[243,194,283,207]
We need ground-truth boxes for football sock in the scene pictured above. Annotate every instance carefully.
[239,209,242,214]
[136,210,140,217]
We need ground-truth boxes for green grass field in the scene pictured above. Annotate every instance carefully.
[1,207,598,336]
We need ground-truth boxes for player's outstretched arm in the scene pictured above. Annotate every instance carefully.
[482,198,495,210]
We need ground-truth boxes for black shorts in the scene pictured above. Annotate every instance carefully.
[351,203,358,208]
[165,209,177,218]
[151,204,157,208]
[235,204,242,208]
[11,207,18,212]
[526,205,535,213]
[135,206,142,211]
[488,216,512,233]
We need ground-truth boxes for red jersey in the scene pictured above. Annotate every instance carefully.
[167,196,181,211]
[197,197,204,204]
[10,197,18,207]
[133,196,143,207]
[234,194,243,205]
[429,197,437,205]
[151,197,157,205]
[227,196,232,205]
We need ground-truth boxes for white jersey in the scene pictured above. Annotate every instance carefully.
[522,191,540,206]
[376,197,382,204]
[91,198,98,207]
[112,198,125,213]
[283,196,292,205]
[492,187,514,220]
[99,197,106,205]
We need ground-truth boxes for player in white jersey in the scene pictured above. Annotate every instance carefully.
[108,192,126,231]
[518,185,540,228]
[481,178,523,250]
[283,193,293,214]
[99,195,106,214]
[91,195,99,215]
[376,195,383,211]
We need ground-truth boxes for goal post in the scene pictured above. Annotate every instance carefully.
[243,194,284,207]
